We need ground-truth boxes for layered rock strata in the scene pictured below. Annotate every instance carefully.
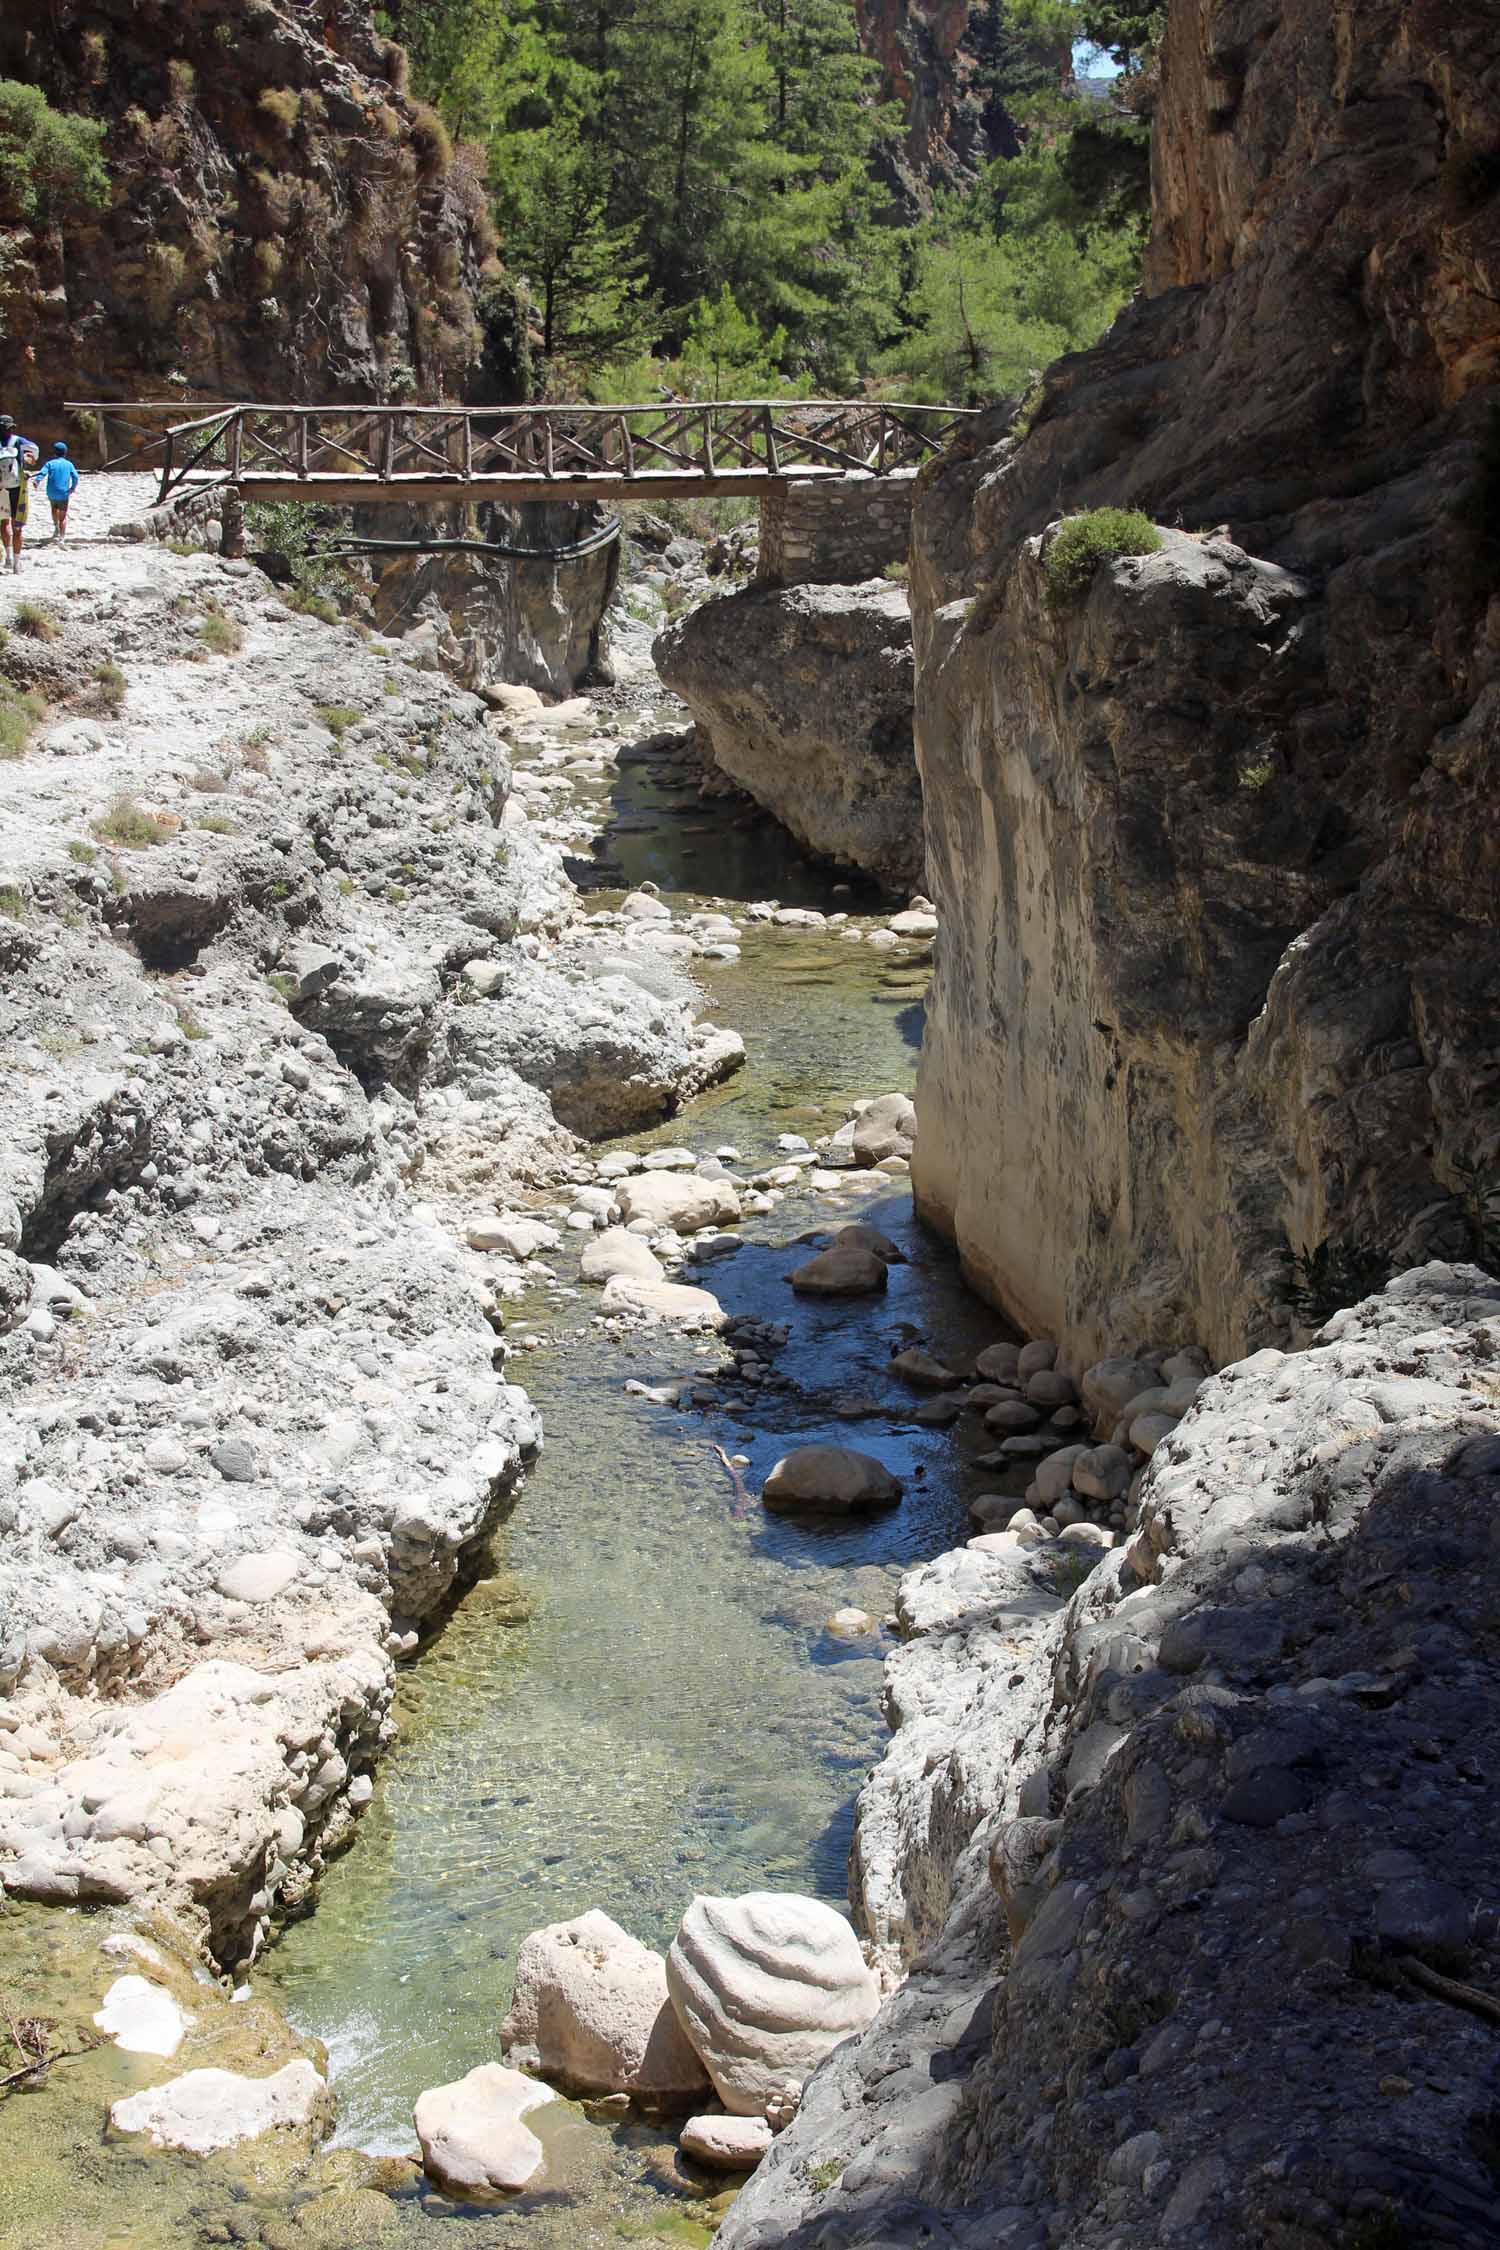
[723,1265,1500,2249]
[910,0,1500,1368]
[655,581,921,890]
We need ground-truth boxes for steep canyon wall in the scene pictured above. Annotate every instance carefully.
[0,0,504,426]
[910,0,1500,1367]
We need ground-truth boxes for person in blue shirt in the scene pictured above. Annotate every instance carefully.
[35,441,80,546]
[0,415,40,573]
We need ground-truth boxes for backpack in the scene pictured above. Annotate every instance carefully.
[0,446,19,490]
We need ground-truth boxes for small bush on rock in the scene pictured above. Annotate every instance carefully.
[1044,508,1162,609]
[258,87,301,134]
[0,687,45,758]
[197,610,244,657]
[86,660,126,713]
[94,794,174,848]
[315,704,360,740]
[1285,1237,1393,1329]
[13,599,59,641]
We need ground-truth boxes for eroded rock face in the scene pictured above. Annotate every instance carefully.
[720,1265,1500,2248]
[500,1909,709,2102]
[654,582,921,889]
[0,0,503,424]
[665,1892,880,2118]
[910,0,1500,1368]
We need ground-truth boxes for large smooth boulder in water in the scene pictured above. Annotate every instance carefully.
[789,1244,888,1296]
[413,2064,557,2195]
[579,1228,664,1285]
[850,1094,915,1165]
[110,2061,332,2154]
[600,1274,726,1331]
[616,1173,742,1234]
[762,1446,902,1514]
[665,1893,880,2118]
[500,1909,709,2101]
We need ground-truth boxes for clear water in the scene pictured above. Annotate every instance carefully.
[19,677,1015,2248]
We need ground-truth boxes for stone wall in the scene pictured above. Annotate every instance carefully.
[759,473,915,588]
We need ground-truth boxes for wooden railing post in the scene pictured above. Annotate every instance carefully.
[158,427,174,506]
[296,414,309,480]
[380,414,395,481]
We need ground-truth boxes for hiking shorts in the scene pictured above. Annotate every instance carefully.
[4,483,28,526]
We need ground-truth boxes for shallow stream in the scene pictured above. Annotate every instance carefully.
[10,641,1015,2250]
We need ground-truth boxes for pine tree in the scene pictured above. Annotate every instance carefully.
[496,116,656,364]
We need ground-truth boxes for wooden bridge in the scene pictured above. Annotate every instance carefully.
[68,398,974,508]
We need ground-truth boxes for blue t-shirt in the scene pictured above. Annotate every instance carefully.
[42,458,79,503]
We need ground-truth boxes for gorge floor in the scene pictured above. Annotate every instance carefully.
[0,537,1009,2250]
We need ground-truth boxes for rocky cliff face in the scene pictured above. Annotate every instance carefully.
[655,581,922,890]
[723,1264,1500,2250]
[0,0,501,427]
[910,0,1500,1368]
[854,0,1058,200]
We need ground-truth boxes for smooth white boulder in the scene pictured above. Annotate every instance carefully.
[414,2063,558,2195]
[216,1549,301,1605]
[110,2061,330,2153]
[601,1274,726,1331]
[500,1909,709,2100]
[762,1447,902,1513]
[850,1094,915,1165]
[93,1975,189,2057]
[680,2112,773,2169]
[666,1892,880,2117]
[467,1216,562,1260]
[578,1229,665,1286]
[616,1173,742,1234]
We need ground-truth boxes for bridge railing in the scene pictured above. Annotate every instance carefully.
[68,398,976,505]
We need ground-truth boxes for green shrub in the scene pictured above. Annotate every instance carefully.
[315,703,360,740]
[66,839,97,864]
[0,687,46,758]
[13,598,59,641]
[1044,509,1162,608]
[197,610,244,657]
[94,794,174,848]
[88,660,126,713]
[1285,1238,1392,1329]
[0,80,109,224]
[196,812,238,835]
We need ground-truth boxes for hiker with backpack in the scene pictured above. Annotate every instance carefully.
[0,416,40,573]
[34,442,80,544]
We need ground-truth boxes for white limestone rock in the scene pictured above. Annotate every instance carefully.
[500,1909,709,2101]
[616,1173,742,1234]
[680,2113,774,2170]
[665,1892,880,2118]
[414,2063,558,2195]
[110,2060,331,2153]
[93,1975,190,2057]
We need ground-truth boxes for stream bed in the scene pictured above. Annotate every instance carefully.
[256,686,1010,2244]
